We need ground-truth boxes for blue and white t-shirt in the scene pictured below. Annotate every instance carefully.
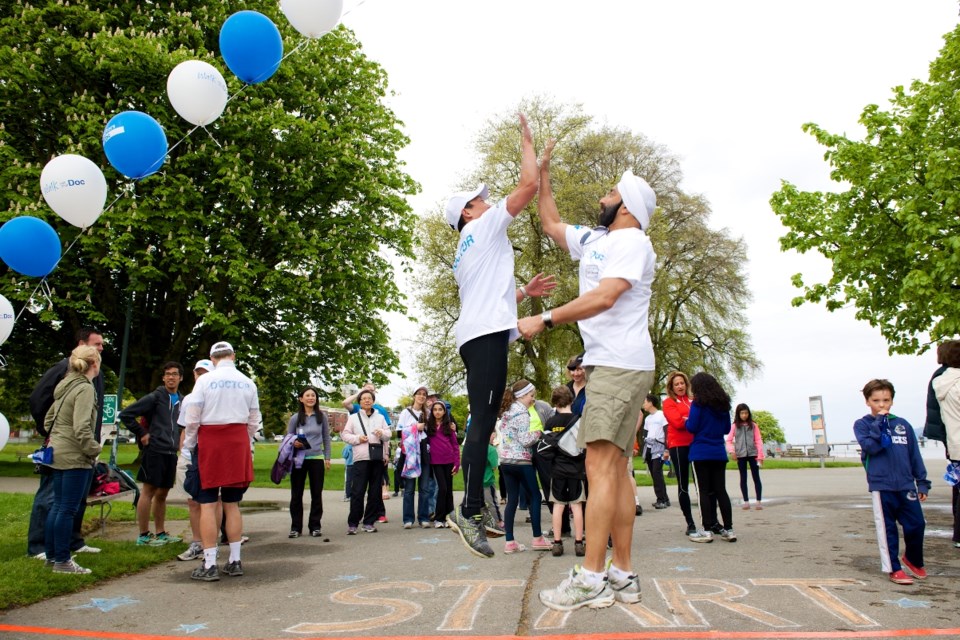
[564,225,656,371]
[452,201,520,349]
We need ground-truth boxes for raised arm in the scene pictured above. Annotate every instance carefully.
[537,138,569,250]
[505,113,539,217]
[518,277,631,340]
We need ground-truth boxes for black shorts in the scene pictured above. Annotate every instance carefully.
[195,485,247,504]
[137,450,177,489]
[550,477,585,504]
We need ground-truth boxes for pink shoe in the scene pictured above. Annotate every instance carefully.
[504,541,527,554]
[754,502,763,510]
[531,536,552,550]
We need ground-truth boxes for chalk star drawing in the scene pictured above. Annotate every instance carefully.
[789,514,821,519]
[418,536,450,545]
[673,566,694,572]
[174,624,208,633]
[410,556,424,561]
[456,565,472,571]
[661,547,697,553]
[331,574,364,582]
[883,597,931,609]
[72,596,139,612]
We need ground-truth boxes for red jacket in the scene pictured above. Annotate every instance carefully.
[663,395,693,448]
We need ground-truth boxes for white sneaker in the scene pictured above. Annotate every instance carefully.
[177,542,203,561]
[53,559,92,574]
[75,545,101,553]
[607,571,641,603]
[688,530,714,543]
[33,552,46,560]
[539,566,616,611]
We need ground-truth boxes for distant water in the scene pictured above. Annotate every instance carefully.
[798,439,950,461]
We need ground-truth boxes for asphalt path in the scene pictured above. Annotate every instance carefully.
[1,467,959,639]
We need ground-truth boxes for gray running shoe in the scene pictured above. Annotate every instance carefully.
[52,559,91,575]
[223,560,243,576]
[719,528,737,542]
[688,530,714,543]
[446,507,494,558]
[191,564,220,582]
[539,566,616,611]
[607,572,641,603]
[177,542,203,561]
[481,504,505,537]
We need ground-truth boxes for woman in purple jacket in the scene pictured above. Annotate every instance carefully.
[427,401,460,527]
[685,372,735,543]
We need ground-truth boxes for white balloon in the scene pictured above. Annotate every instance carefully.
[166,60,229,126]
[39,154,108,228]
[0,294,13,347]
[281,0,344,38]
[0,412,9,451]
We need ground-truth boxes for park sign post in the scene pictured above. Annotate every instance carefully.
[809,395,830,464]
[102,394,118,426]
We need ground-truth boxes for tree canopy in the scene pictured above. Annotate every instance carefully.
[0,1,418,425]
[752,410,786,444]
[771,24,960,355]
[413,98,760,397]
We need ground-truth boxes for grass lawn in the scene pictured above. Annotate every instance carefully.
[0,493,188,610]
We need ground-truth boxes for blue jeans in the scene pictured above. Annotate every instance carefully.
[402,471,433,525]
[501,463,541,541]
[28,470,88,556]
[45,468,93,563]
[426,472,437,517]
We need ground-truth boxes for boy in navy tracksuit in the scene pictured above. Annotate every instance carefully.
[853,379,931,585]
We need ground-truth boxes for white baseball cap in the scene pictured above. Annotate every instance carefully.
[209,341,234,357]
[617,170,656,230]
[444,184,489,230]
[194,359,214,372]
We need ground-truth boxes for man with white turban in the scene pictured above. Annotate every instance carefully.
[518,140,657,611]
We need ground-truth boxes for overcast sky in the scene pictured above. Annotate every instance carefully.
[340,0,958,445]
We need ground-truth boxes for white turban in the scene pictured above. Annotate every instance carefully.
[617,171,656,230]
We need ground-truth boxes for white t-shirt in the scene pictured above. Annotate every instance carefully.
[564,225,656,371]
[452,201,520,349]
[644,411,668,443]
[183,360,262,449]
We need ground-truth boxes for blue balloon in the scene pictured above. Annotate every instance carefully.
[102,111,168,179]
[0,216,61,278]
[220,10,283,84]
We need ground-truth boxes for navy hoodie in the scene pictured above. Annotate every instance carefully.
[853,413,931,494]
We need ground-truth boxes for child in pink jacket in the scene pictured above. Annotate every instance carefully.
[726,403,765,509]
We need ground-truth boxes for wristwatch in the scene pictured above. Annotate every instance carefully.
[541,310,554,329]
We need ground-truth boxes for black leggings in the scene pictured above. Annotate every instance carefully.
[459,330,509,517]
[669,446,696,528]
[693,459,732,531]
[433,463,455,522]
[737,456,762,502]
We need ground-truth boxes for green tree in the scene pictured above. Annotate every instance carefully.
[0,1,417,425]
[753,410,786,444]
[771,25,960,355]
[413,98,760,397]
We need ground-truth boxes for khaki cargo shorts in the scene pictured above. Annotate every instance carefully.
[578,365,654,456]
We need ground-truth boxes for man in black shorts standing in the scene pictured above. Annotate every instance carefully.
[120,361,184,546]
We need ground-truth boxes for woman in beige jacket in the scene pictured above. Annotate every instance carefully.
[43,345,102,574]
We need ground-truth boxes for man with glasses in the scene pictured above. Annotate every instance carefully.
[120,361,185,546]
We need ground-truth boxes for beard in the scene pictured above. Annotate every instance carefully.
[598,200,622,228]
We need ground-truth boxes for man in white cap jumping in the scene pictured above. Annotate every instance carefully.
[443,113,555,557]
[183,342,260,581]
[518,140,657,610]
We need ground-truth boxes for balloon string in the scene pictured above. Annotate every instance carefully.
[342,0,371,19]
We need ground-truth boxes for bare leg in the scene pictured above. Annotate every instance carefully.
[199,502,219,550]
[572,502,584,540]
[583,440,634,573]
[552,504,564,541]
[152,487,170,533]
[137,484,156,533]
[188,499,201,541]
[222,501,242,542]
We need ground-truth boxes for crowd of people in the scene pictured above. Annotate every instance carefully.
[20,115,954,606]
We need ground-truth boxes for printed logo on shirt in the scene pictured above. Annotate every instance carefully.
[452,234,475,271]
[208,380,252,390]
[589,250,605,262]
